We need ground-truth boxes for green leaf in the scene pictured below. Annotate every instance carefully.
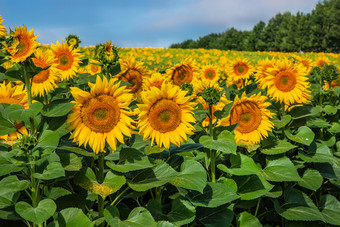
[274,188,325,222]
[58,146,95,157]
[306,118,331,128]
[0,191,19,209]
[262,156,301,182]
[272,114,292,129]
[298,143,334,163]
[145,146,165,155]
[0,116,16,136]
[236,212,262,227]
[53,208,94,227]
[147,198,195,226]
[74,168,126,198]
[0,175,29,196]
[334,86,340,97]
[47,187,71,200]
[314,159,340,180]
[196,204,234,227]
[234,174,274,200]
[169,143,203,154]
[297,169,323,191]
[285,126,315,146]
[320,194,340,225]
[261,140,297,155]
[217,153,260,176]
[59,153,82,171]
[105,206,157,227]
[5,63,23,82]
[199,130,237,154]
[33,153,65,180]
[185,182,239,207]
[289,105,321,119]
[265,184,283,198]
[323,105,338,115]
[42,100,75,117]
[329,122,340,133]
[0,151,24,176]
[33,129,60,153]
[127,160,178,192]
[15,199,56,225]
[170,160,207,193]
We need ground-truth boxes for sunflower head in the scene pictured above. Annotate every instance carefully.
[137,82,196,149]
[65,34,81,49]
[4,25,39,63]
[200,64,220,82]
[87,60,102,75]
[166,58,198,86]
[95,41,119,65]
[0,15,7,37]
[228,57,254,81]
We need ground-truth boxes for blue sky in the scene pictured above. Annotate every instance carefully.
[2,0,320,48]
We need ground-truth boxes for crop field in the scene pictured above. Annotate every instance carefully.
[0,19,340,227]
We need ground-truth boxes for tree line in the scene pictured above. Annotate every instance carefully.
[169,0,340,53]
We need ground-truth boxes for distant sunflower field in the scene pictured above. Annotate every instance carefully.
[0,17,340,227]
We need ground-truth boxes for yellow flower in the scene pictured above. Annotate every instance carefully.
[200,64,220,83]
[166,58,198,86]
[227,57,254,81]
[255,58,276,89]
[31,48,60,97]
[4,25,39,63]
[50,40,82,81]
[0,82,28,144]
[0,15,7,37]
[66,76,134,154]
[264,58,311,105]
[220,92,274,144]
[136,82,196,149]
[87,60,101,75]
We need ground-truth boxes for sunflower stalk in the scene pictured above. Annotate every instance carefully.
[208,103,216,182]
[23,62,33,106]
[97,154,105,224]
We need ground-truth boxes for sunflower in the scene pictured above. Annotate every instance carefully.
[66,76,134,154]
[0,82,28,144]
[264,58,311,105]
[219,92,274,144]
[166,58,198,86]
[117,57,150,95]
[136,82,196,149]
[296,56,314,74]
[315,56,331,68]
[142,72,170,91]
[4,25,39,63]
[227,57,254,82]
[87,60,102,75]
[255,58,276,89]
[0,15,7,37]
[200,64,220,83]
[50,40,82,81]
[31,48,60,97]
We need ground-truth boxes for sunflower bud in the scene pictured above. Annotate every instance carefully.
[322,64,339,83]
[65,34,81,49]
[17,133,37,153]
[200,86,223,106]
[95,41,119,65]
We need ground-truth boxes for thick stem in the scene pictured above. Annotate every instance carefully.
[208,104,213,138]
[97,154,105,222]
[23,63,32,106]
[208,104,216,182]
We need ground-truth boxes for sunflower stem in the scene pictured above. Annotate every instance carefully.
[97,154,105,223]
[208,103,216,182]
[23,62,33,106]
[208,104,213,138]
[281,102,286,139]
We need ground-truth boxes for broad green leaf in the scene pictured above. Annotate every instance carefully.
[297,169,323,191]
[272,114,292,129]
[262,156,301,182]
[58,146,95,157]
[33,153,65,180]
[234,174,273,200]
[0,175,29,196]
[75,168,126,198]
[261,140,297,155]
[145,146,165,155]
[105,206,156,227]
[196,204,234,227]
[289,105,321,119]
[59,153,82,171]
[107,148,154,173]
[0,191,19,209]
[185,182,239,207]
[217,153,260,176]
[314,158,340,180]
[42,101,75,117]
[237,211,262,227]
[47,187,72,200]
[320,194,340,225]
[54,208,93,227]
[33,129,60,153]
[170,160,207,193]
[157,221,176,227]
[15,199,56,225]
[0,116,16,136]
[329,122,340,133]
[306,118,331,128]
[0,151,24,176]
[199,130,237,154]
[334,86,340,97]
[274,188,325,222]
[265,184,282,198]
[147,198,195,226]
[127,160,178,192]
[323,105,338,115]
[285,126,315,146]
[169,143,203,154]
[298,143,334,163]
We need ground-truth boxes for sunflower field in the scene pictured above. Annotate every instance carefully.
[0,17,340,227]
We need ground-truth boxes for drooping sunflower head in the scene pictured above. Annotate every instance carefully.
[87,60,102,75]
[31,48,60,97]
[65,34,81,49]
[4,25,39,63]
[227,57,254,81]
[0,81,28,144]
[200,64,221,82]
[136,82,197,149]
[117,57,150,95]
[264,58,311,105]
[0,15,7,37]
[67,76,134,154]
[166,58,198,86]
[220,92,274,145]
[50,40,82,81]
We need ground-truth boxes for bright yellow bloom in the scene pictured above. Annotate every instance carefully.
[87,60,101,75]
[136,82,196,149]
[67,76,134,154]
[0,15,7,37]
[166,58,198,86]
[227,57,254,81]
